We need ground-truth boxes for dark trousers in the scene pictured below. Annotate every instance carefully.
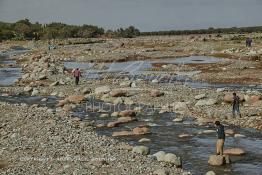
[232,104,241,117]
[75,76,80,85]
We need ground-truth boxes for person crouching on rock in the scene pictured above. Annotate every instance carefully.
[232,92,241,118]
[215,121,225,156]
[72,68,82,85]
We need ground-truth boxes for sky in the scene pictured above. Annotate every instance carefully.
[0,0,262,32]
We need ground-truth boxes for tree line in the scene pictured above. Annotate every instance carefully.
[141,26,262,36]
[1,19,262,41]
[0,19,140,41]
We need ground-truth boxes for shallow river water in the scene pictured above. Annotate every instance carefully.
[0,47,28,86]
[75,100,262,175]
[64,56,262,91]
[1,53,262,174]
[0,92,262,175]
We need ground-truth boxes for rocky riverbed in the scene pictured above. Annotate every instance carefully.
[1,34,262,174]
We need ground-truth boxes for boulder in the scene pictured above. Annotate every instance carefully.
[57,99,69,107]
[208,155,225,166]
[132,146,150,155]
[234,134,246,138]
[38,74,47,80]
[107,121,120,128]
[118,116,136,123]
[51,91,58,96]
[58,92,65,98]
[195,99,217,106]
[101,94,112,103]
[124,98,134,105]
[31,88,39,96]
[173,118,183,122]
[110,89,127,97]
[174,102,188,113]
[99,114,110,118]
[81,88,91,94]
[112,131,133,137]
[153,151,166,162]
[151,90,164,97]
[224,94,244,103]
[224,148,246,156]
[195,94,206,100]
[153,169,169,175]
[178,134,193,138]
[22,73,30,79]
[96,124,105,128]
[120,81,131,87]
[95,86,110,94]
[41,98,47,102]
[59,80,66,85]
[133,127,150,135]
[163,153,182,167]
[119,110,136,117]
[152,79,159,83]
[113,97,124,104]
[111,111,120,117]
[24,86,33,92]
[216,88,226,92]
[130,82,136,88]
[202,130,216,134]
[205,171,216,175]
[63,104,74,112]
[107,117,136,128]
[138,138,151,143]
[247,95,261,104]
[153,151,182,167]
[50,81,59,87]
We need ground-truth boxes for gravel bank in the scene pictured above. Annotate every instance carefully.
[0,102,188,175]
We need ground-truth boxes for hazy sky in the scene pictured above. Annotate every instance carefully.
[0,0,262,31]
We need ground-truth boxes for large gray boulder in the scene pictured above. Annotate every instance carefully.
[132,146,150,155]
[208,155,225,166]
[153,151,182,167]
[206,171,216,175]
[163,153,182,167]
[153,151,166,162]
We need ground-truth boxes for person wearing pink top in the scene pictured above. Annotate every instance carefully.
[72,68,82,85]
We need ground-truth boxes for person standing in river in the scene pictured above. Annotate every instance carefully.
[246,37,252,47]
[215,121,225,156]
[232,92,241,118]
[72,68,82,85]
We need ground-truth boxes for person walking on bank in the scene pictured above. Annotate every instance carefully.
[72,68,82,85]
[232,92,241,118]
[215,121,225,156]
